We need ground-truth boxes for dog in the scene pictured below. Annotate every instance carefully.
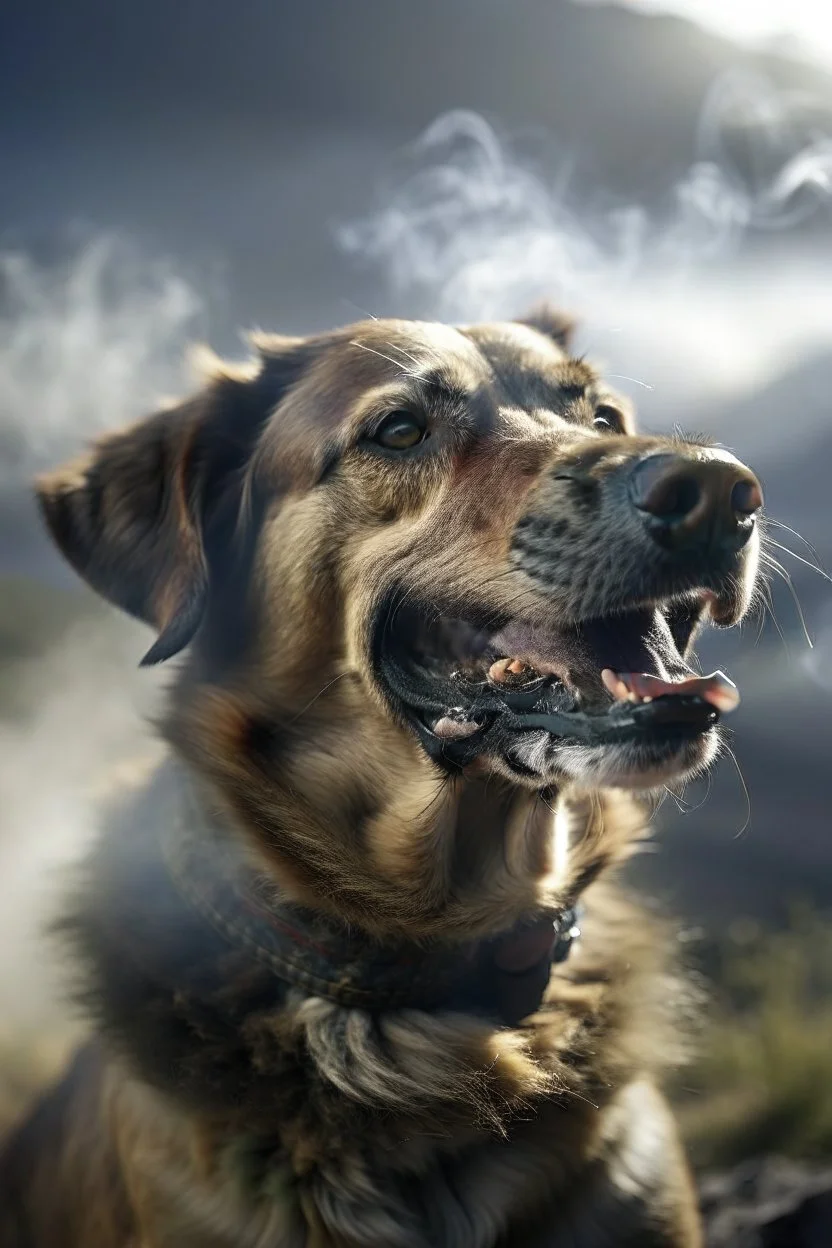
[0,307,762,1246]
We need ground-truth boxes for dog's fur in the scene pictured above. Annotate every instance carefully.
[0,310,761,1246]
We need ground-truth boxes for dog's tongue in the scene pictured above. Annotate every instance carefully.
[486,610,740,715]
[601,668,740,712]
[574,611,740,711]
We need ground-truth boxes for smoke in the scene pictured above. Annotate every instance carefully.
[0,235,200,483]
[339,73,832,406]
[0,617,161,1028]
[0,239,189,1064]
[693,72,832,228]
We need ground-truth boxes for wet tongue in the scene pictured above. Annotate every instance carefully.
[601,668,740,713]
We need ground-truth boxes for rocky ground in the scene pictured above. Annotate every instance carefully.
[702,1158,832,1247]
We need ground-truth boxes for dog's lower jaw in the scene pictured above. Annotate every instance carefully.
[558,733,719,792]
[508,727,720,793]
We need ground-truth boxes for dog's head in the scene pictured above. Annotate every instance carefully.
[37,311,762,930]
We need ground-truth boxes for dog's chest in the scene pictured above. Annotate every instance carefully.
[145,1092,675,1248]
[165,1127,568,1248]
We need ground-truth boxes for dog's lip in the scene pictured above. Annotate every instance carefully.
[374,593,733,756]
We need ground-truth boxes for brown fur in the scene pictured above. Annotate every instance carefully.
[0,309,761,1245]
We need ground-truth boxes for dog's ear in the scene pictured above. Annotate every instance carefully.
[36,338,310,667]
[516,302,576,351]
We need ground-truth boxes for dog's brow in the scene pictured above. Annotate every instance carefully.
[558,383,587,400]
[489,370,588,417]
[413,367,471,409]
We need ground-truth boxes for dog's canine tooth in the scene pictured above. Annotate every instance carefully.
[488,657,537,684]
[432,714,482,739]
[601,668,631,702]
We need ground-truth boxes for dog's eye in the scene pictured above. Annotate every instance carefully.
[373,410,428,451]
[593,406,626,434]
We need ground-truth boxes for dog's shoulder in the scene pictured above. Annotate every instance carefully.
[0,1042,133,1247]
[57,765,298,1120]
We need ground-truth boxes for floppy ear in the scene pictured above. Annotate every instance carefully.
[35,339,309,666]
[516,302,576,351]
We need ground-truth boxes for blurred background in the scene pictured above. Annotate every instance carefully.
[2,0,832,1201]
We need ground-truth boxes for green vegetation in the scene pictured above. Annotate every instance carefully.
[676,909,832,1167]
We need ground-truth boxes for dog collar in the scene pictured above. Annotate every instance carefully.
[160,768,581,1028]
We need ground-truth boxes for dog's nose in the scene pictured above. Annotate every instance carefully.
[629,453,763,553]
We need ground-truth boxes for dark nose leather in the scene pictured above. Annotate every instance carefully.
[629,453,763,553]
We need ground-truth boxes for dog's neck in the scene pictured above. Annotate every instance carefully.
[164,682,591,941]
[161,766,582,1027]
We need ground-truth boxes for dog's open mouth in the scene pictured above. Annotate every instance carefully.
[374,594,739,773]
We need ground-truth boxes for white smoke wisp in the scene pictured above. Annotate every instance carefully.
[691,71,832,230]
[338,73,832,406]
[0,239,194,1087]
[0,236,201,483]
[340,108,619,321]
[0,617,162,1045]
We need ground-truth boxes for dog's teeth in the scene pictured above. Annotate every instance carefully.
[488,657,537,684]
[489,658,514,683]
[432,713,481,740]
[601,668,631,702]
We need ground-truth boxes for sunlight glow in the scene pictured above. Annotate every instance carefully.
[578,0,832,69]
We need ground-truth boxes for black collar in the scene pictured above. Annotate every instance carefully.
[160,769,581,1028]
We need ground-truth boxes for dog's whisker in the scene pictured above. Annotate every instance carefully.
[764,516,827,571]
[409,776,454,825]
[339,296,379,321]
[670,767,713,817]
[605,373,654,391]
[289,671,353,722]
[349,339,415,374]
[662,785,688,814]
[756,574,791,658]
[384,340,423,369]
[750,584,768,647]
[763,536,832,585]
[720,737,752,839]
[760,552,814,649]
[654,788,669,814]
